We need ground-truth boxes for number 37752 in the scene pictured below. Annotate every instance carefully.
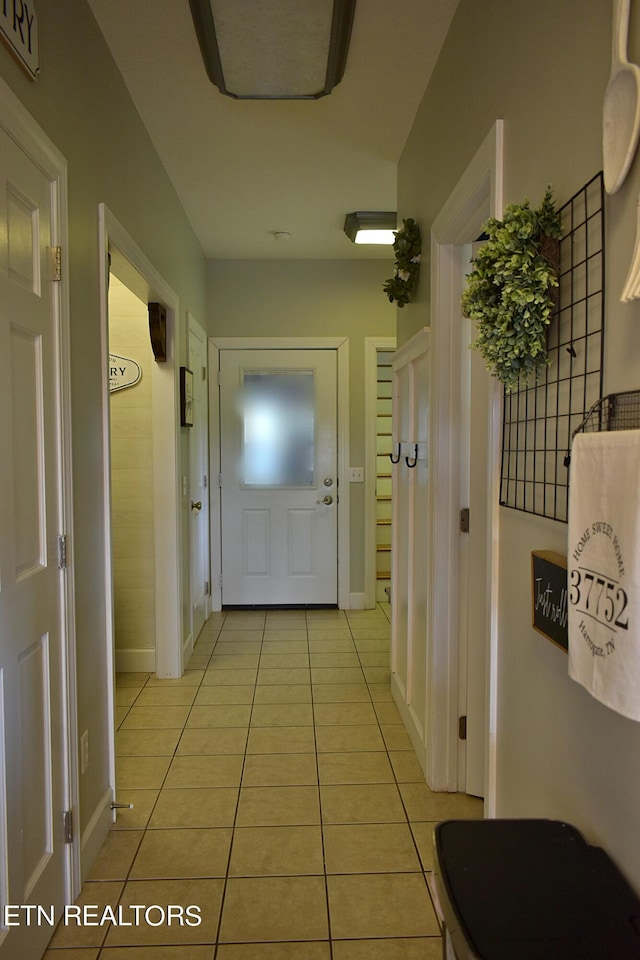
[569,569,629,630]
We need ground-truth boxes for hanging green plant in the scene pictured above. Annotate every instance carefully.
[383,218,421,307]
[462,188,561,392]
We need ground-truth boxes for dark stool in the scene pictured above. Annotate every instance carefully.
[433,819,640,960]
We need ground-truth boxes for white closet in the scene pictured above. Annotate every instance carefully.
[390,327,430,775]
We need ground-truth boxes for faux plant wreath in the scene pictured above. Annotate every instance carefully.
[462,189,561,391]
[383,218,421,307]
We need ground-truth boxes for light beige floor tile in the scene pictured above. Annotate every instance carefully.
[380,724,414,751]
[311,667,365,685]
[368,684,394,702]
[212,641,262,655]
[208,654,260,670]
[115,687,141,707]
[323,823,422,873]
[116,672,151,687]
[145,670,204,687]
[332,938,441,960]
[217,943,330,960]
[165,755,244,788]
[246,726,315,754]
[236,786,320,826]
[228,825,324,876]
[317,752,394,785]
[251,703,313,727]
[117,728,182,757]
[186,655,211,669]
[187,705,252,728]
[307,628,352,640]
[261,640,308,653]
[254,684,312,704]
[120,706,191,729]
[306,610,347,621]
[310,652,360,668]
[389,750,425,782]
[312,683,370,703]
[354,637,391,652]
[149,787,238,828]
[308,639,356,653]
[48,881,123,948]
[43,950,100,960]
[193,640,215,653]
[216,630,263,643]
[350,627,391,640]
[399,783,484,821]
[117,756,171,790]
[111,790,159,831]
[88,830,143,880]
[101,948,215,959]
[104,879,223,946]
[262,628,308,640]
[220,621,265,633]
[259,653,310,669]
[194,685,255,705]
[130,827,232,878]
[374,702,404,725]
[219,876,328,942]
[135,687,198,706]
[358,651,390,667]
[363,666,392,684]
[410,821,439,871]
[242,752,318,786]
[177,728,247,756]
[257,668,311,685]
[115,706,129,728]
[315,725,385,753]
[313,702,377,725]
[320,784,406,823]
[327,873,438,939]
[202,668,258,686]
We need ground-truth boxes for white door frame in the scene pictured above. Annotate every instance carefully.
[428,121,503,812]
[0,76,80,897]
[364,337,396,609]
[209,337,350,610]
[98,206,183,698]
[188,311,211,645]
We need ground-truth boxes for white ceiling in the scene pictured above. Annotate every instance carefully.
[87,0,459,259]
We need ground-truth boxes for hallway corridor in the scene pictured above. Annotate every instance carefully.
[45,605,482,959]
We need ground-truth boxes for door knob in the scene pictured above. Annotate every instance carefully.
[317,495,333,505]
[323,477,333,487]
[191,500,202,511]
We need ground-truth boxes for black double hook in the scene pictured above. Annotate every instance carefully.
[389,443,401,464]
[405,444,418,468]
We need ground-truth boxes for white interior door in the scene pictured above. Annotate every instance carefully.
[459,244,489,798]
[219,349,337,605]
[188,315,210,638]
[0,124,69,959]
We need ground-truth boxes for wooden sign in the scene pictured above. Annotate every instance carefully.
[532,550,568,651]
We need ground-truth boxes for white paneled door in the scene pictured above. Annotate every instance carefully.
[189,315,210,639]
[219,349,337,605]
[0,127,69,957]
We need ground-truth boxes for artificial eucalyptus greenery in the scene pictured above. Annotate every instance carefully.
[383,218,421,307]
[462,188,561,391]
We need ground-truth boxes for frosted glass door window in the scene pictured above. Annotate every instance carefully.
[243,370,315,486]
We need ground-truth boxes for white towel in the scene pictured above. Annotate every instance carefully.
[567,430,640,721]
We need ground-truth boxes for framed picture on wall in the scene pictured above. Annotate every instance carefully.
[180,366,194,427]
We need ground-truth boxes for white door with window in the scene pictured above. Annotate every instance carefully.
[219,349,337,605]
[188,315,210,639]
[0,123,70,959]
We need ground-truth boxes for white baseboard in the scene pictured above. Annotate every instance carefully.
[183,631,194,665]
[115,647,155,673]
[348,593,366,610]
[80,787,113,880]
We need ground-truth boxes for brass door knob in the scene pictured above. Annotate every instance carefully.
[191,500,202,511]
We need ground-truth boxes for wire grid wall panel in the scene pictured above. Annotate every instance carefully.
[499,173,605,522]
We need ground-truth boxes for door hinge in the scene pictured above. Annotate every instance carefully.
[202,366,207,381]
[64,809,73,843]
[217,370,222,386]
[205,580,210,595]
[218,473,223,488]
[57,534,68,569]
[48,245,62,281]
[203,474,208,489]
[218,574,223,588]
[460,508,470,533]
[458,715,467,741]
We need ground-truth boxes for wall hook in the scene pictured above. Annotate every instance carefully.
[389,443,401,464]
[405,444,418,468]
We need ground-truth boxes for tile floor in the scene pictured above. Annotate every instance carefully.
[44,604,482,960]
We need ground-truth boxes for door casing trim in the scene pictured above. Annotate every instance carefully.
[209,336,350,609]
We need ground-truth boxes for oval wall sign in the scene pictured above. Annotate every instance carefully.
[109,353,142,393]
